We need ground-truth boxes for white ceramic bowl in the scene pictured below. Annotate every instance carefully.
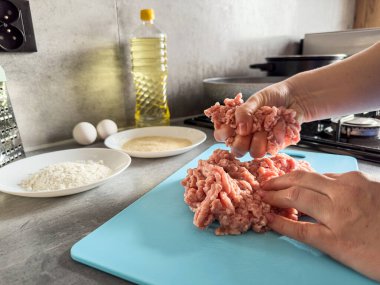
[0,148,131,198]
[104,126,207,158]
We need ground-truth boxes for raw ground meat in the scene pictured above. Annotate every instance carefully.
[181,149,313,235]
[204,93,301,155]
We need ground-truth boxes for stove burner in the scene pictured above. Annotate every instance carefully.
[334,115,380,126]
[331,116,380,138]
[324,126,380,146]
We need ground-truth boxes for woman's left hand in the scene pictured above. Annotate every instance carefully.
[259,170,380,282]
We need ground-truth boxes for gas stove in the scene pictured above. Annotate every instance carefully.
[184,113,380,163]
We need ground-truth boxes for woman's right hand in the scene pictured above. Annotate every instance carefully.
[214,78,310,158]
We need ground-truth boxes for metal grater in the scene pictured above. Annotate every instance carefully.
[0,66,25,167]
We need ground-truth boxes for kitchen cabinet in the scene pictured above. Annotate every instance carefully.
[354,0,380,28]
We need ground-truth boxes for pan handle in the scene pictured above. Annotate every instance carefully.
[249,63,275,72]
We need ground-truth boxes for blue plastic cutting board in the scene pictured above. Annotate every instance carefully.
[71,144,376,285]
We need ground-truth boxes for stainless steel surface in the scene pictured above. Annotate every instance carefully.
[0,81,25,167]
[331,116,380,137]
[331,116,380,127]
[303,28,380,56]
[203,76,285,103]
[340,126,379,137]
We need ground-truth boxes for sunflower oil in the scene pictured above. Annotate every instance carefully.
[130,9,170,127]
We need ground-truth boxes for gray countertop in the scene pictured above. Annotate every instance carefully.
[1,125,379,285]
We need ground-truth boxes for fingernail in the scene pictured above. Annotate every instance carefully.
[265,213,274,223]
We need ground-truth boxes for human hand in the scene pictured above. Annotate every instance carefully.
[213,79,307,158]
[259,170,380,281]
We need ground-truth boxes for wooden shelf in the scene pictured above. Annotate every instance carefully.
[354,0,380,28]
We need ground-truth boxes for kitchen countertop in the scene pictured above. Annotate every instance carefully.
[1,124,380,285]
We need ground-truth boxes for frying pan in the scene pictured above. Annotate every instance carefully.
[250,54,347,76]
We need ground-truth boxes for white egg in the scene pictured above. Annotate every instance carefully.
[72,122,97,145]
[96,119,118,140]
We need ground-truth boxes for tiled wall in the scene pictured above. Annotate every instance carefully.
[0,0,355,150]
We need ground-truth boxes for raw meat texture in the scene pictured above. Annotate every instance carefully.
[181,149,313,235]
[204,93,301,155]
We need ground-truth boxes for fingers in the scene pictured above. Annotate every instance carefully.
[277,208,299,221]
[231,135,251,157]
[266,213,331,249]
[215,91,286,158]
[235,100,259,136]
[249,131,267,158]
[272,119,285,146]
[260,186,332,224]
[214,124,235,142]
[262,170,334,195]
[214,118,269,159]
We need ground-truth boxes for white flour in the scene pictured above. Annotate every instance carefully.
[20,160,112,191]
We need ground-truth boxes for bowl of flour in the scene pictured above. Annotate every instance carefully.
[0,148,131,197]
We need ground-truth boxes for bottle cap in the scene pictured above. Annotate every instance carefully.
[140,9,155,21]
